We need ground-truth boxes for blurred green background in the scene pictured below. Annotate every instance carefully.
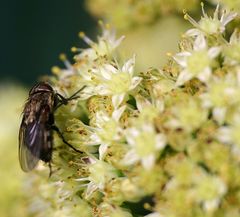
[1,0,96,85]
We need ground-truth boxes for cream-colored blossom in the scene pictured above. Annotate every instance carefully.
[174,34,221,86]
[191,174,227,213]
[123,123,166,170]
[135,94,162,123]
[166,97,208,132]
[78,23,125,60]
[90,105,126,159]
[217,112,240,155]
[185,3,237,36]
[93,56,142,108]
[200,74,240,124]
[76,158,118,199]
[98,202,133,217]
[224,29,240,65]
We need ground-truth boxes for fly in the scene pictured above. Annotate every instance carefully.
[18,82,85,175]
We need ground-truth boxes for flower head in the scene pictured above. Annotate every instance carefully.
[217,112,240,155]
[91,105,126,159]
[123,123,166,170]
[174,34,221,86]
[224,29,240,65]
[185,3,237,36]
[76,158,119,199]
[200,73,240,123]
[93,56,142,108]
[78,22,125,60]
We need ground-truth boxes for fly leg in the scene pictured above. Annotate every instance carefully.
[51,125,83,154]
[48,162,53,178]
[54,85,86,111]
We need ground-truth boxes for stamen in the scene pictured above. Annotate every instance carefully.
[59,53,72,69]
[71,46,83,53]
[79,31,94,46]
[213,4,220,20]
[75,177,89,182]
[201,2,206,17]
[184,13,199,28]
[51,66,61,75]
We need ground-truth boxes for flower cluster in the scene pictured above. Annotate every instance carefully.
[24,5,240,217]
[85,0,240,30]
[85,0,199,30]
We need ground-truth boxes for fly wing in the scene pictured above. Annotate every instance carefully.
[18,102,51,172]
[19,120,40,171]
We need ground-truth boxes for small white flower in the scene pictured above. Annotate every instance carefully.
[174,34,221,86]
[123,123,166,170]
[76,158,118,199]
[196,175,227,213]
[166,97,208,132]
[217,113,240,155]
[185,3,237,36]
[92,105,126,159]
[78,24,125,60]
[135,94,161,123]
[200,74,240,124]
[224,29,240,65]
[93,56,142,108]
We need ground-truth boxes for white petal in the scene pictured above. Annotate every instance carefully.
[142,155,155,170]
[175,70,193,86]
[173,52,191,67]
[200,93,212,108]
[213,4,220,20]
[185,28,202,37]
[136,95,151,112]
[129,77,142,90]
[112,93,125,109]
[217,127,232,144]
[112,105,126,121]
[221,12,238,26]
[142,123,154,132]
[155,99,164,112]
[85,182,98,199]
[194,34,207,50]
[100,68,112,80]
[125,128,139,146]
[208,46,221,58]
[197,67,211,83]
[232,145,240,156]
[155,134,166,150]
[127,127,140,138]
[213,107,226,125]
[123,150,139,165]
[203,199,220,213]
[96,111,109,122]
[103,64,118,74]
[165,118,181,128]
[95,85,112,95]
[99,144,108,160]
[113,35,125,48]
[90,133,101,144]
[122,55,135,75]
[229,29,239,44]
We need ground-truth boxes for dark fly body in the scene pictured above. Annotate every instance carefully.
[18,82,84,174]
